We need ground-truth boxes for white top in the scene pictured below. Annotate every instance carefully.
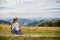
[12,22,20,31]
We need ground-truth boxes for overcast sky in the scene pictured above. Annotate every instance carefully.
[0,0,60,18]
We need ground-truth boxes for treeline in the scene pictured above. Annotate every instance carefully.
[28,20,60,27]
[38,20,60,27]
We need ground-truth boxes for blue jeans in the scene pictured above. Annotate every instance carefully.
[12,30,22,35]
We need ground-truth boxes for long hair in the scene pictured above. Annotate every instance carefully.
[11,18,18,26]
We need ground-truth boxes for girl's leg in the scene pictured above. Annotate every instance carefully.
[12,30,22,35]
[19,30,22,35]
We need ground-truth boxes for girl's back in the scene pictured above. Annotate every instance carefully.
[11,18,21,35]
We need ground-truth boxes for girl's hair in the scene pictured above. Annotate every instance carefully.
[11,18,18,25]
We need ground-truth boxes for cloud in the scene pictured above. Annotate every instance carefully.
[0,0,60,18]
[0,6,14,10]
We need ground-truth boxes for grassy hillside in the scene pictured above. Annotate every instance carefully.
[0,24,60,40]
[28,20,60,27]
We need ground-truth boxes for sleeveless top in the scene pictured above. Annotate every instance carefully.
[12,22,19,31]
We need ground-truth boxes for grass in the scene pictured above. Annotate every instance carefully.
[0,24,60,40]
[22,27,60,35]
[0,36,60,40]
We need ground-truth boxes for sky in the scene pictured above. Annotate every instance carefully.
[0,0,60,18]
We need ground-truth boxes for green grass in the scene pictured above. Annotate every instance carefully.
[23,30,60,35]
[0,36,60,40]
[0,26,60,36]
[0,24,60,40]
[0,25,60,36]
[0,27,60,40]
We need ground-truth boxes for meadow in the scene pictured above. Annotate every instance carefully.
[0,24,60,40]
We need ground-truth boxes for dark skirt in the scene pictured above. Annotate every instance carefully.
[12,30,22,35]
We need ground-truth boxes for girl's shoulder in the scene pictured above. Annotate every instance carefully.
[15,22,19,25]
[12,22,19,26]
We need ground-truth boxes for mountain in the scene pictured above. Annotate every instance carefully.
[0,20,11,25]
[28,18,60,27]
[0,18,36,26]
[52,18,60,20]
[0,18,60,26]
[19,18,36,26]
[32,17,54,21]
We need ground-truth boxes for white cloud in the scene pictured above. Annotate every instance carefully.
[0,0,60,18]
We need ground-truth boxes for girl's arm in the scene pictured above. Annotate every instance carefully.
[19,25,21,31]
[10,24,12,32]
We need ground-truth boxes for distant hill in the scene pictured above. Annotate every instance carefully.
[28,18,60,27]
[0,18,60,26]
[52,18,60,21]
[0,20,11,25]
[0,18,36,26]
[19,18,36,26]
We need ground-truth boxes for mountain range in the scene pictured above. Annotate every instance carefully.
[0,18,36,26]
[28,18,60,26]
[0,18,60,26]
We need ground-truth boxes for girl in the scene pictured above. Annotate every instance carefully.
[11,18,22,35]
